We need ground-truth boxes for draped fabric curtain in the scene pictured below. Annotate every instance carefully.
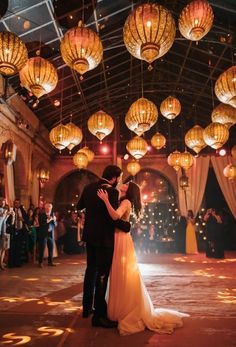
[211,155,236,218]
[31,171,39,207]
[4,163,15,206]
[177,156,210,217]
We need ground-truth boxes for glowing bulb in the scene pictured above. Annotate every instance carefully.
[194,18,199,25]
[146,20,152,28]
[219,148,226,156]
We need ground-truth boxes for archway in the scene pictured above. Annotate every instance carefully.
[53,169,99,213]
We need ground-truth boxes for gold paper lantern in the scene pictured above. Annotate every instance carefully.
[19,57,58,99]
[66,122,83,152]
[60,22,103,77]
[211,103,236,128]
[178,0,214,41]
[160,96,181,120]
[126,136,148,160]
[127,160,141,176]
[203,122,229,149]
[151,132,166,150]
[185,125,206,154]
[223,164,236,180]
[180,151,194,171]
[215,66,236,108]
[73,151,88,169]
[231,144,236,158]
[88,110,114,141]
[125,97,158,135]
[49,123,70,151]
[123,3,176,66]
[167,150,182,171]
[0,31,28,75]
[78,146,94,162]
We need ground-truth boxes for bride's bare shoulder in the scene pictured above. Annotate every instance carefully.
[121,199,131,209]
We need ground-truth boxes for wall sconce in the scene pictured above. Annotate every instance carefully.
[38,169,49,183]
[2,140,16,165]
[179,175,189,190]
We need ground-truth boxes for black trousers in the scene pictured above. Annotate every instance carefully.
[83,243,113,319]
[38,235,53,264]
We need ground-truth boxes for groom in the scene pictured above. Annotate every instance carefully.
[77,165,130,328]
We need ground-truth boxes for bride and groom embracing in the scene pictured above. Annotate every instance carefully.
[77,165,188,336]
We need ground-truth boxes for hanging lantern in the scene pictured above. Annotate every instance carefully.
[179,175,189,190]
[60,22,103,78]
[211,103,236,128]
[215,66,236,108]
[231,144,236,159]
[167,150,182,172]
[127,160,141,176]
[19,56,58,99]
[66,122,83,152]
[0,31,28,76]
[123,3,175,67]
[49,123,70,151]
[223,164,236,180]
[178,0,214,41]
[160,96,181,120]
[88,110,114,141]
[151,132,166,150]
[185,125,206,154]
[38,168,49,183]
[78,146,94,162]
[73,151,88,169]
[125,97,158,135]
[180,151,194,171]
[126,136,148,160]
[203,122,229,149]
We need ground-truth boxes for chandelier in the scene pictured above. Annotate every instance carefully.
[126,136,148,160]
[127,160,141,176]
[203,122,229,149]
[60,22,103,78]
[211,103,236,129]
[167,151,182,172]
[125,97,158,135]
[223,164,236,180]
[151,132,166,150]
[49,123,70,151]
[185,125,206,154]
[178,0,214,41]
[180,151,194,171]
[160,96,181,120]
[88,110,114,141]
[0,31,28,75]
[215,66,236,108]
[66,121,83,153]
[19,56,58,99]
[78,146,94,162]
[123,3,175,67]
[73,151,88,169]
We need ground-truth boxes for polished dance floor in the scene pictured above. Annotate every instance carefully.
[0,252,235,347]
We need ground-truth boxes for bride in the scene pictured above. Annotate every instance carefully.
[97,181,189,336]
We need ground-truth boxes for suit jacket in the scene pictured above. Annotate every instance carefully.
[77,179,130,248]
[38,211,56,239]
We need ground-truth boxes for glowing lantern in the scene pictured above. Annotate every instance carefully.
[60,22,103,78]
[167,151,182,171]
[73,151,88,169]
[160,96,181,120]
[19,57,58,99]
[78,146,94,162]
[0,31,28,75]
[66,122,83,152]
[123,3,175,67]
[88,110,114,141]
[126,136,148,160]
[185,125,206,154]
[203,122,229,149]
[127,160,141,176]
[215,66,236,108]
[180,151,194,171]
[49,123,70,151]
[151,132,166,150]
[178,0,214,41]
[223,164,236,180]
[125,97,158,135]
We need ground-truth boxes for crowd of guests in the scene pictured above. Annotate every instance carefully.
[0,196,232,269]
[0,197,85,270]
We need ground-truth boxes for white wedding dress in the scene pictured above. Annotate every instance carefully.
[107,199,189,336]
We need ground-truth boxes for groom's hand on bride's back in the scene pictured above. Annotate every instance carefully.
[114,219,131,233]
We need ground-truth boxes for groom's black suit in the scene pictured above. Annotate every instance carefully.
[77,178,130,320]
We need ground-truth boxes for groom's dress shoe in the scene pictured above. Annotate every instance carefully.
[82,308,95,318]
[92,317,118,328]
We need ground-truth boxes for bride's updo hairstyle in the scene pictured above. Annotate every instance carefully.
[124,181,142,221]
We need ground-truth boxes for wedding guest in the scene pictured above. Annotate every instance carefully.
[204,208,224,259]
[186,210,198,254]
[175,212,187,254]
